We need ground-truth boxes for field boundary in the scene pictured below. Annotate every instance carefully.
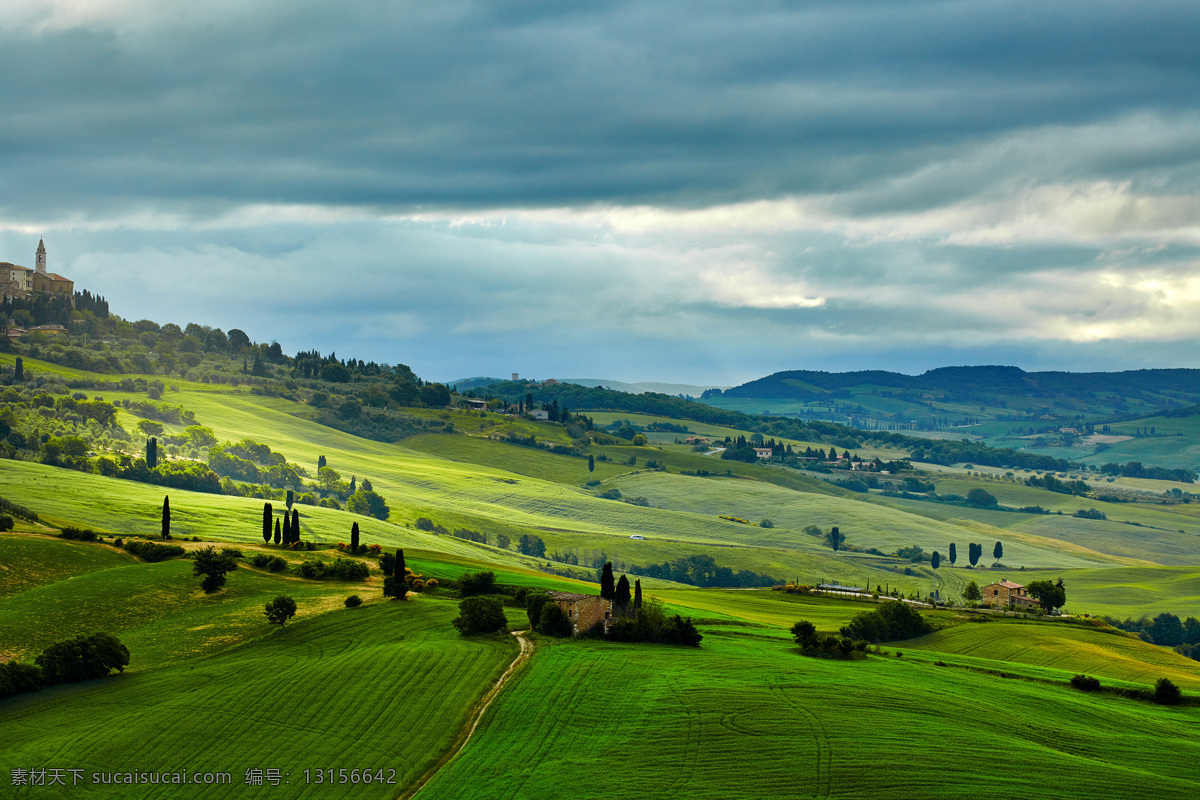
[400,629,533,799]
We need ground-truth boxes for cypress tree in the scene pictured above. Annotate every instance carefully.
[588,454,595,473]
[14,357,23,381]
[286,489,294,510]
[274,517,281,545]
[161,495,171,540]
[614,574,631,609]
[146,436,158,469]
[634,579,643,611]
[948,543,957,565]
[349,476,356,494]
[600,562,615,600]
[396,548,406,576]
[931,551,941,570]
[318,455,327,469]
[262,503,273,543]
[993,541,1003,561]
[291,509,300,544]
[350,521,360,553]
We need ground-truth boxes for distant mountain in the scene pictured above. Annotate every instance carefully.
[557,378,729,397]
[449,376,728,397]
[719,366,1200,401]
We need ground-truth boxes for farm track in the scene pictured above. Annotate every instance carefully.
[400,629,533,800]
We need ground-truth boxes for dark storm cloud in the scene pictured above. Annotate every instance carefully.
[4,0,1200,219]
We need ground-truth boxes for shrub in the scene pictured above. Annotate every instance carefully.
[535,603,573,637]
[297,559,328,579]
[0,660,44,699]
[123,539,186,563]
[267,556,287,573]
[1153,678,1182,705]
[1070,674,1101,691]
[59,526,97,541]
[759,519,774,528]
[250,554,271,568]
[330,558,369,581]
[344,595,363,608]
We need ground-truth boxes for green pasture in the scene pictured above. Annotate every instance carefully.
[0,533,137,598]
[1019,565,1200,620]
[0,599,518,800]
[604,470,1105,569]
[400,433,636,484]
[904,617,1200,691]
[422,629,1200,800]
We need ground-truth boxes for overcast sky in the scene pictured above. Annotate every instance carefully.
[3,1,1199,385]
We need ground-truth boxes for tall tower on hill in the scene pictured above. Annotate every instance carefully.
[35,239,46,274]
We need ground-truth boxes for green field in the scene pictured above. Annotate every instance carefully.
[421,628,1200,800]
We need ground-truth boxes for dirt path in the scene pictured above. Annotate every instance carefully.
[399,629,533,800]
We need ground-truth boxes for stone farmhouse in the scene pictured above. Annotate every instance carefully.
[981,579,1037,609]
[547,591,614,636]
[1,239,73,301]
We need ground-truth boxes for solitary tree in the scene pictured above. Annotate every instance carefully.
[160,495,171,540]
[966,488,997,507]
[993,541,1004,561]
[291,509,300,544]
[14,357,23,381]
[931,551,941,570]
[634,579,643,611]
[350,521,360,553]
[273,517,281,545]
[968,542,981,567]
[600,562,615,600]
[588,454,595,473]
[826,526,843,553]
[285,489,294,510]
[262,502,273,544]
[264,596,297,627]
[962,580,982,602]
[614,574,632,610]
[146,436,158,469]
[948,543,957,565]
[317,455,327,470]
[193,546,239,593]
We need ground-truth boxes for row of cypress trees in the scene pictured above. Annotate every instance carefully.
[260,502,302,545]
[599,561,642,612]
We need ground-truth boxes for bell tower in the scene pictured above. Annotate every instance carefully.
[35,239,47,274]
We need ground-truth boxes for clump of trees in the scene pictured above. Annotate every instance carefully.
[452,597,508,635]
[791,620,869,659]
[840,600,932,643]
[1025,579,1066,612]
[2,632,129,700]
[604,602,702,647]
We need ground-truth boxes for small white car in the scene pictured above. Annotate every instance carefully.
[629,535,645,540]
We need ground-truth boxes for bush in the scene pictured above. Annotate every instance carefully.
[124,539,186,563]
[1070,674,1101,691]
[452,597,508,635]
[1153,678,1182,705]
[0,514,14,532]
[535,603,573,637]
[344,595,363,608]
[59,526,97,541]
[267,556,287,573]
[458,571,498,597]
[0,660,44,699]
[250,554,271,568]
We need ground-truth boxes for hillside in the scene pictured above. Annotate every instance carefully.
[3,319,1200,798]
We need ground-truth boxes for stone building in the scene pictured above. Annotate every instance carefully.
[547,591,614,636]
[981,579,1037,608]
[1,239,73,300]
